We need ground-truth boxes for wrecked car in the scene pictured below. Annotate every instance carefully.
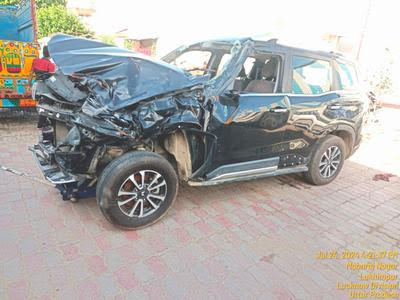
[32,34,364,229]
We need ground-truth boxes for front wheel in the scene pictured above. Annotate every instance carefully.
[96,151,178,229]
[304,135,346,185]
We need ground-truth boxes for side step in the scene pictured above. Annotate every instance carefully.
[188,164,308,186]
[205,157,280,181]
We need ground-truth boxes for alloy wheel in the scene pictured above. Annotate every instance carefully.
[117,170,167,218]
[319,146,341,178]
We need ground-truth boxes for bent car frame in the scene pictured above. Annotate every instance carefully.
[32,34,365,229]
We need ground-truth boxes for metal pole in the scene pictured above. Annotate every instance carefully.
[357,0,372,60]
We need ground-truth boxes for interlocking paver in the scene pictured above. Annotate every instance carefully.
[96,273,122,298]
[0,108,399,298]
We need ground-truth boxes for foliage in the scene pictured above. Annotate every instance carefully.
[36,0,66,8]
[369,67,393,94]
[367,49,394,94]
[37,4,93,39]
[0,0,66,9]
[0,0,19,6]
[124,39,136,50]
[98,34,116,46]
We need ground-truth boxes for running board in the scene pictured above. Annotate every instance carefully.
[205,157,280,181]
[188,165,308,186]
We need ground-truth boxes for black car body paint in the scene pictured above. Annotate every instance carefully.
[31,34,364,199]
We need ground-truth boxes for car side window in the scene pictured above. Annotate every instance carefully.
[171,50,212,76]
[216,55,255,77]
[292,56,331,94]
[336,62,358,90]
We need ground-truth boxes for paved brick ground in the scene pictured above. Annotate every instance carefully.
[0,108,399,299]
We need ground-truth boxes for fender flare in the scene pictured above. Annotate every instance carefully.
[333,124,356,157]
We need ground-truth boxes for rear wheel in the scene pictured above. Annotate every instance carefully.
[97,151,178,229]
[304,135,346,185]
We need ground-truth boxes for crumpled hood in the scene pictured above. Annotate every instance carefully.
[47,34,209,111]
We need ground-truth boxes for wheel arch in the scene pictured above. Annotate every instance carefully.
[330,124,355,158]
[162,130,193,181]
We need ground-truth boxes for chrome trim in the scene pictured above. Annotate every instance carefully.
[205,157,279,181]
[188,166,308,186]
[210,165,277,181]
[270,108,288,113]
[240,90,341,97]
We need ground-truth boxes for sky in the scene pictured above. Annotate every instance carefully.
[85,0,367,51]
[69,0,400,92]
[82,0,397,50]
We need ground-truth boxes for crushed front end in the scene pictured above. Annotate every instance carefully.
[32,34,253,200]
[31,35,209,200]
[31,103,130,200]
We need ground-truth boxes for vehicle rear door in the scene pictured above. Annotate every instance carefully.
[283,54,363,163]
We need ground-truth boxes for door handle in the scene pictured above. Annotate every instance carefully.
[270,108,288,113]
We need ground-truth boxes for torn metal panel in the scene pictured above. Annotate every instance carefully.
[47,34,209,111]
[44,72,88,103]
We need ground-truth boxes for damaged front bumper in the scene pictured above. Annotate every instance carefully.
[30,142,80,185]
[31,141,97,201]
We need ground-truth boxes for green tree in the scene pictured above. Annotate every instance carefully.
[36,0,66,8]
[98,34,116,46]
[37,4,93,38]
[367,48,394,95]
[0,0,66,8]
[0,0,19,5]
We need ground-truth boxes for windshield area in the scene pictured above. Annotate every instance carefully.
[163,41,239,78]
[163,40,254,96]
[169,50,212,76]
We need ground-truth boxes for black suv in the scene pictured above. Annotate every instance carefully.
[32,34,364,229]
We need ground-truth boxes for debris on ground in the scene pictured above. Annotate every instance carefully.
[0,164,54,186]
[373,173,396,182]
[260,253,276,263]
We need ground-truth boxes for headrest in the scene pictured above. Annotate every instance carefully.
[262,59,278,79]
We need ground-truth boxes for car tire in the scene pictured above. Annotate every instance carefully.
[304,135,346,186]
[96,151,178,229]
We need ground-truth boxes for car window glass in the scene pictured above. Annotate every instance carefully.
[292,56,331,94]
[337,63,358,90]
[216,55,255,77]
[172,50,211,76]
